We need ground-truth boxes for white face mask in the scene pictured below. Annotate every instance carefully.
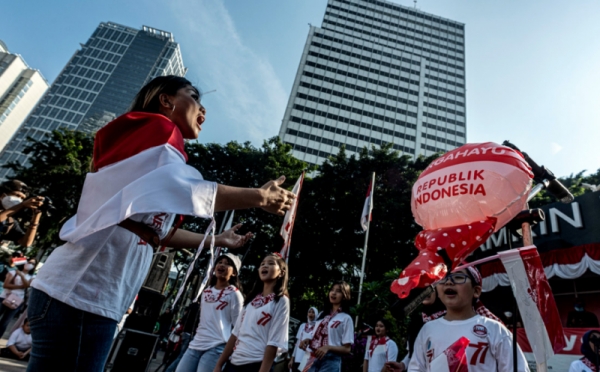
[24,264,34,272]
[1,195,23,210]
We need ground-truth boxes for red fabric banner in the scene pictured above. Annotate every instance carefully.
[518,327,600,355]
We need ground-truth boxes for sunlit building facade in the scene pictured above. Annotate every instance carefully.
[0,22,186,179]
[279,0,466,165]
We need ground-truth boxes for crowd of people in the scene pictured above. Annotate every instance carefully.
[0,75,598,372]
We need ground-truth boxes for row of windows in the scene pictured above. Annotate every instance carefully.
[297,91,418,122]
[423,101,464,117]
[308,51,421,87]
[422,111,465,127]
[289,142,335,160]
[423,92,464,107]
[326,7,463,53]
[328,3,463,46]
[293,102,417,132]
[324,19,464,64]
[421,132,463,147]
[426,64,464,79]
[299,81,418,113]
[424,83,464,98]
[55,84,98,103]
[312,40,420,77]
[350,0,464,33]
[304,63,420,99]
[69,66,109,83]
[93,26,135,44]
[47,94,91,113]
[314,31,463,72]
[303,71,419,103]
[289,114,416,143]
[425,74,463,88]
[75,56,116,74]
[421,143,448,153]
[88,37,129,55]
[314,32,421,67]
[0,79,33,125]
[287,128,414,155]
[82,46,123,64]
[38,105,86,124]
[61,75,103,94]
[422,121,465,137]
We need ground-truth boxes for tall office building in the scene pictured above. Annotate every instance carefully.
[0,22,186,180]
[0,41,49,154]
[279,0,466,165]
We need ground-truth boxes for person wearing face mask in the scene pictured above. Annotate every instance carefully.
[567,299,599,328]
[289,307,319,372]
[0,180,44,248]
[0,262,33,338]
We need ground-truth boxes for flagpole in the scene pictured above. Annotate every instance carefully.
[356,172,375,328]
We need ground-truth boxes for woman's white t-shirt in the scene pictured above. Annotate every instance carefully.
[293,322,317,363]
[315,312,354,347]
[408,315,530,372]
[32,212,176,322]
[230,294,290,366]
[3,271,31,299]
[189,285,244,351]
[364,337,399,372]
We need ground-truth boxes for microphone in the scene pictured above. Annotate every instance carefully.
[502,141,574,203]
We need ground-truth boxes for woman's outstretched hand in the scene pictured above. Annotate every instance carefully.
[259,176,296,216]
[216,223,253,249]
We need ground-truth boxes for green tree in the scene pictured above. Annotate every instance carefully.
[2,129,94,257]
[287,145,438,319]
[529,169,600,208]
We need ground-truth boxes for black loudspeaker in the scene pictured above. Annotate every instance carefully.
[142,252,174,293]
[124,288,165,333]
[105,329,158,372]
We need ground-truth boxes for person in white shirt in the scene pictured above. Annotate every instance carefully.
[289,307,319,372]
[364,318,398,372]
[177,253,244,372]
[214,253,290,372]
[569,330,600,372]
[299,280,354,372]
[402,267,529,372]
[0,318,32,360]
[25,76,297,372]
[0,263,32,338]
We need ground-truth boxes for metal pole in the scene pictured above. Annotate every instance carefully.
[355,172,375,327]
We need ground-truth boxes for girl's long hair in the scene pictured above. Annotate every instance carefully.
[128,75,200,114]
[317,280,352,320]
[208,256,243,294]
[244,253,289,305]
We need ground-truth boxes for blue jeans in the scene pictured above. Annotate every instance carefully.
[26,288,117,372]
[176,344,225,372]
[306,353,342,372]
[0,301,23,338]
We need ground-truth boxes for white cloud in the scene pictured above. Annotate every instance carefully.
[168,0,288,143]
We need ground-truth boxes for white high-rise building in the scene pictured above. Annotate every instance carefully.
[0,41,49,154]
[0,22,186,180]
[279,0,466,165]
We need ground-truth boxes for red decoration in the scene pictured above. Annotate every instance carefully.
[392,142,533,299]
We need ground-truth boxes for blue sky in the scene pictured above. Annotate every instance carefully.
[3,0,600,178]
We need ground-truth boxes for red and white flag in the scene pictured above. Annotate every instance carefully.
[360,173,375,231]
[499,246,566,372]
[60,112,216,243]
[429,336,469,372]
[280,172,304,262]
